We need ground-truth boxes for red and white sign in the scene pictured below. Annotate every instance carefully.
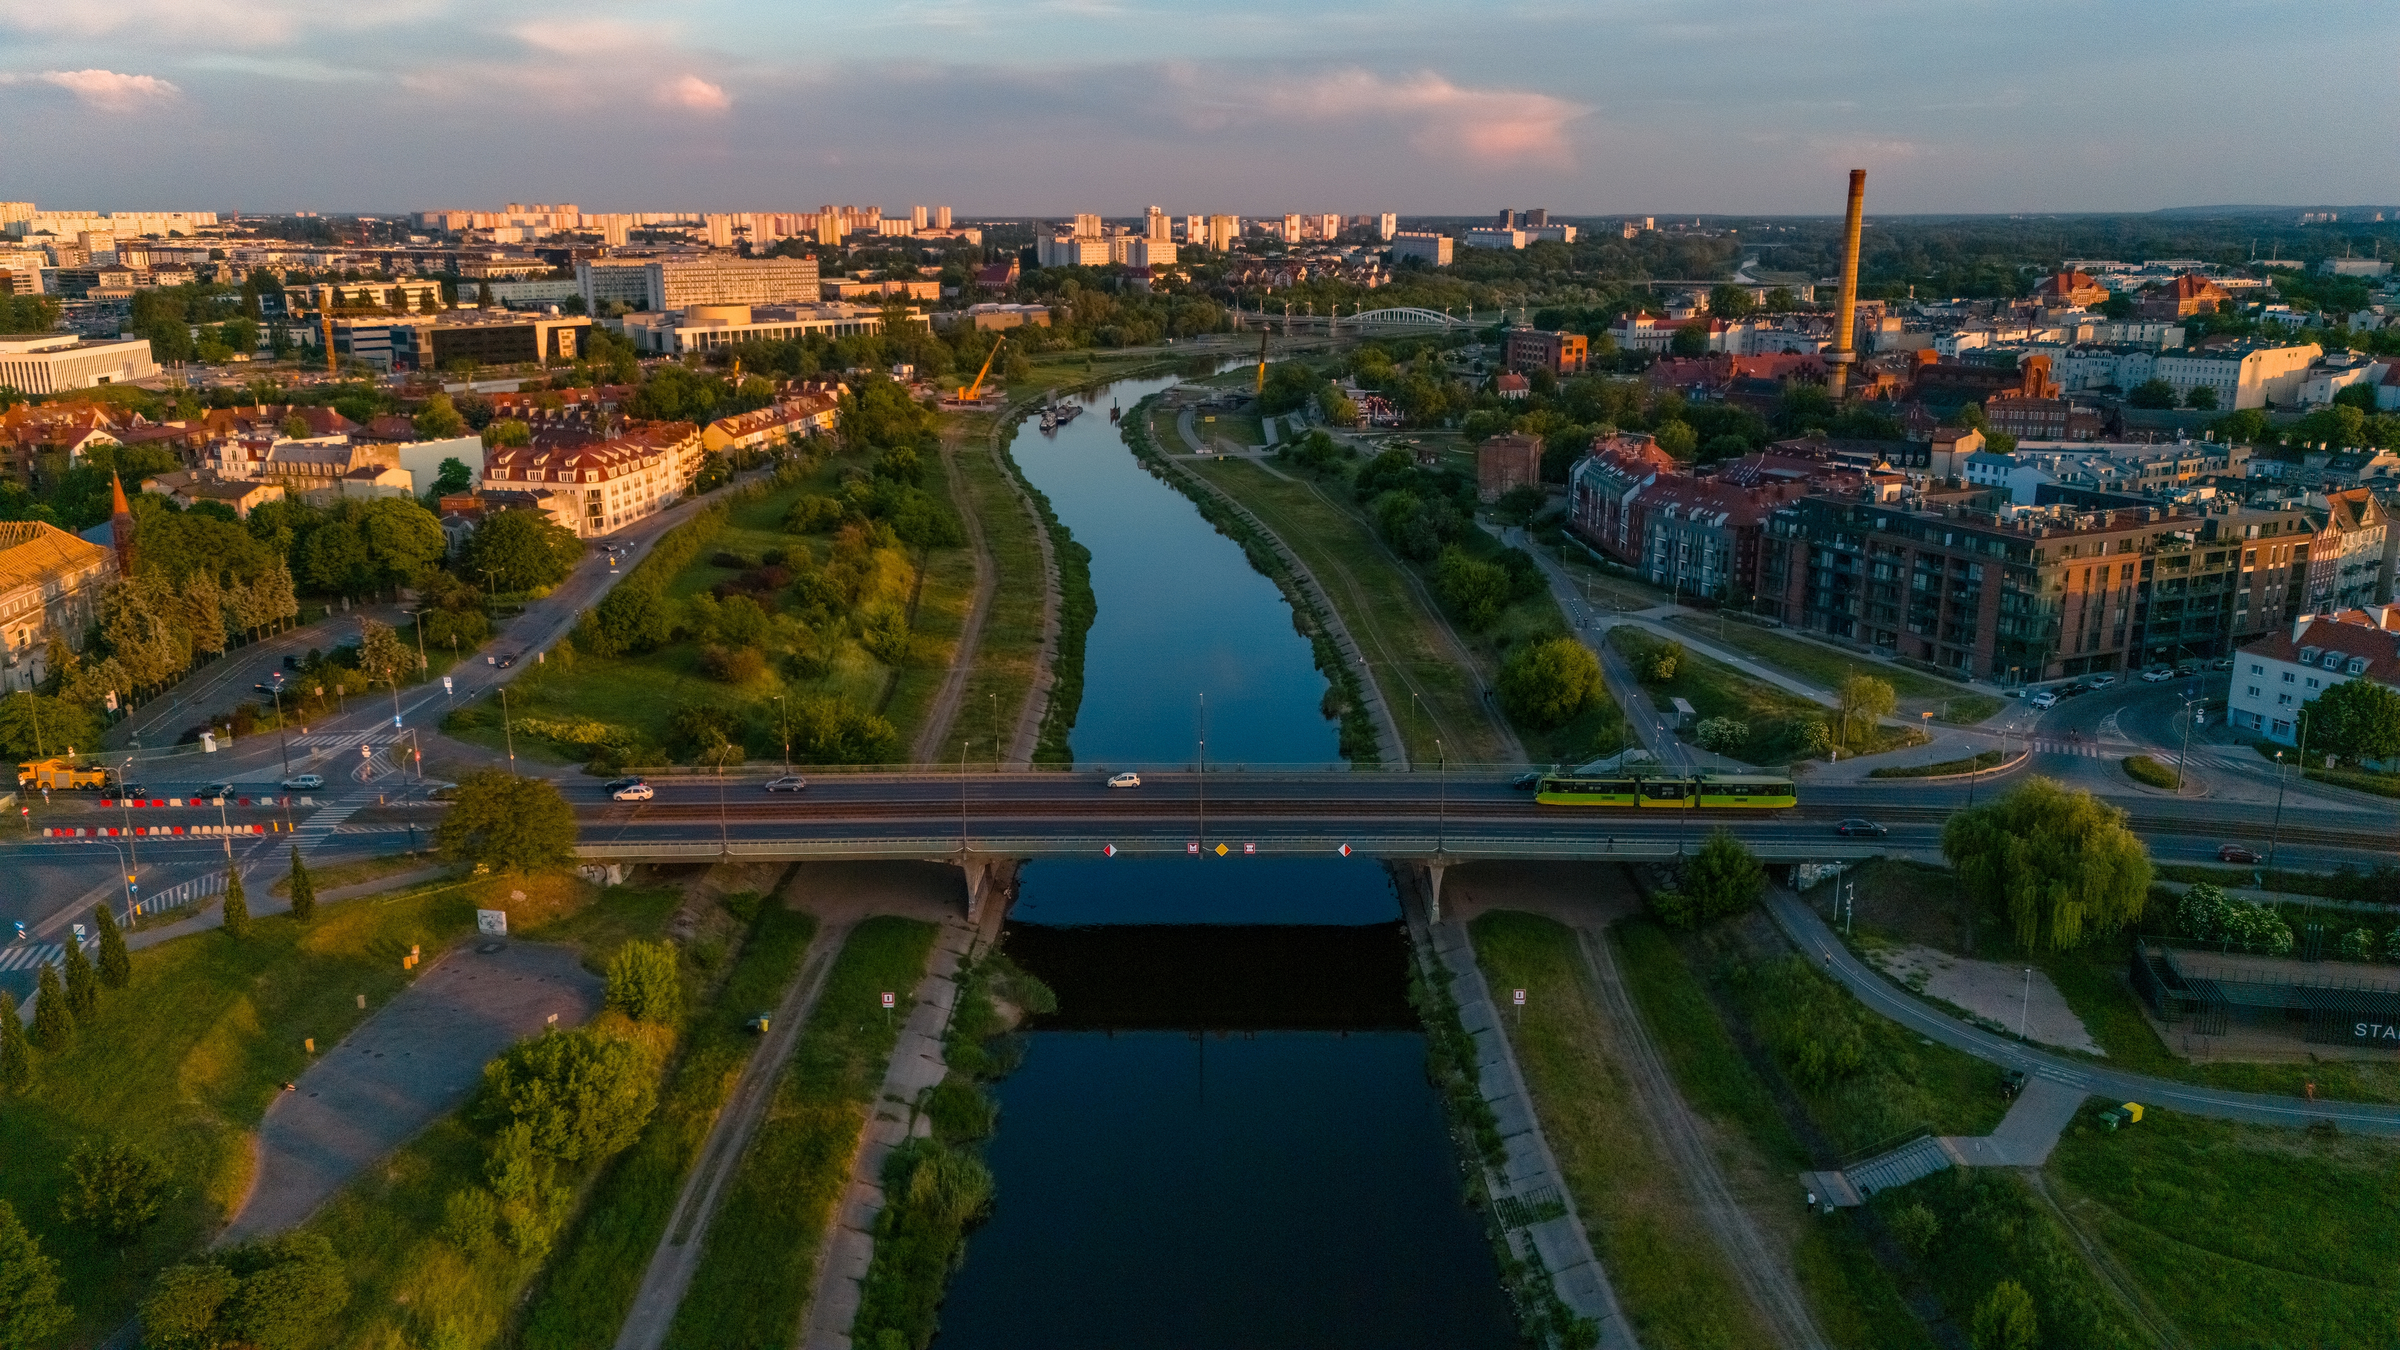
[1512,988,1526,1007]
[1187,841,1199,855]
[1102,844,1117,857]
[1242,842,1256,855]
[1338,843,1352,857]
[881,992,896,1010]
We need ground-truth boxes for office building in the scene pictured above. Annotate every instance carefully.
[620,302,892,355]
[1389,232,1452,266]
[0,334,156,394]
[1377,213,1397,241]
[1504,327,1588,377]
[577,256,821,313]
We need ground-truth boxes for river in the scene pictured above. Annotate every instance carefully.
[928,372,1514,1348]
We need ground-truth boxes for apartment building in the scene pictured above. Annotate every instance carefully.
[2229,605,2400,744]
[480,422,700,538]
[0,519,118,694]
[575,255,821,313]
[2151,342,2320,410]
[1388,232,1452,266]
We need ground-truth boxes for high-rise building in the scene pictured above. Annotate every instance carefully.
[1182,215,1204,243]
[1378,213,1397,241]
[1207,215,1239,252]
[1072,213,1101,238]
[1281,213,1301,242]
[1145,206,1171,241]
[1525,208,1548,228]
[1497,208,1515,228]
[911,205,929,231]
[934,205,952,229]
[1313,213,1341,241]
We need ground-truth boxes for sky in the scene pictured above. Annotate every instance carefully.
[3,0,2395,218]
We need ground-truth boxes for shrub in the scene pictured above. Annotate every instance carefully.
[2175,882,2294,954]
[2122,754,2178,789]
[478,1027,659,1165]
[142,1232,348,1350]
[0,1199,67,1347]
[30,963,69,1051]
[1694,716,1749,755]
[1434,547,1510,630]
[59,1137,171,1247]
[783,494,847,534]
[1746,956,1868,1090]
[441,1186,499,1250]
[1890,1202,1940,1256]
[1971,1279,2039,1350]
[698,644,769,685]
[2386,927,2400,963]
[605,940,684,1025]
[1498,635,1602,729]
[220,865,249,939]
[0,991,28,1091]
[2338,927,2375,961]
[1642,640,1684,683]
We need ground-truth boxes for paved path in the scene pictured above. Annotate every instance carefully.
[218,940,603,1242]
[801,915,977,1350]
[1578,926,1827,1350]
[1764,888,2400,1134]
[1407,882,1635,1348]
[610,918,854,1350]
[909,430,1000,765]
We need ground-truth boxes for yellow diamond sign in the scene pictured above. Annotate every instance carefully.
[1214,843,1230,856]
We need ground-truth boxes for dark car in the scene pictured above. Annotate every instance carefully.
[2217,843,2263,864]
[114,783,148,799]
[603,776,647,793]
[282,654,301,670]
[2058,682,2089,697]
[1834,818,1887,837]
[497,653,518,669]
[253,682,280,696]
[1509,772,1542,791]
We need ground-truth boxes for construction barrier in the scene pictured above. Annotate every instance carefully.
[43,822,290,838]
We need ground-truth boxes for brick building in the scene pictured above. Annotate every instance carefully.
[1476,432,1545,501]
[1503,327,1588,377]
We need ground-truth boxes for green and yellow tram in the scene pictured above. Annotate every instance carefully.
[1535,770,1797,810]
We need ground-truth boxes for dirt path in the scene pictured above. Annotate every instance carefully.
[610,916,854,1350]
[989,411,1062,768]
[908,430,999,765]
[2023,1172,2188,1350]
[1575,924,1831,1350]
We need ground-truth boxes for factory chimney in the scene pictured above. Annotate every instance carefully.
[1825,169,1866,400]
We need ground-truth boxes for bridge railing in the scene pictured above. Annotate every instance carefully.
[574,833,1889,864]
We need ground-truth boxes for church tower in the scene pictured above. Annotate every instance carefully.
[109,472,137,575]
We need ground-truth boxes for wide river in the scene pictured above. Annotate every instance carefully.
[930,372,1514,1347]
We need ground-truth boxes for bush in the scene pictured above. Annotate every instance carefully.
[605,940,684,1025]
[1641,640,1684,683]
[1971,1279,2039,1350]
[442,1185,499,1250]
[1891,1202,1940,1256]
[1498,635,1602,729]
[2175,882,2294,955]
[848,1138,996,1350]
[1746,956,1868,1090]
[0,1199,67,1347]
[2337,927,2375,961]
[59,1137,171,1247]
[1694,716,1748,756]
[1433,547,1510,630]
[2122,754,2178,789]
[142,1232,348,1350]
[479,1027,659,1165]
[783,494,848,534]
[698,644,769,685]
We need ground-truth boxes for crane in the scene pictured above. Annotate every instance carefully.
[1254,328,1268,395]
[960,334,1005,402]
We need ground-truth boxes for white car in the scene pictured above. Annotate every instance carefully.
[763,775,808,792]
[2029,690,2059,710]
[2086,673,2116,688]
[2141,667,2174,683]
[612,783,655,802]
[1106,771,1142,789]
[281,773,324,790]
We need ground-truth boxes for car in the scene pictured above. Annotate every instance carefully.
[2086,673,2116,688]
[764,775,808,792]
[1509,771,1542,791]
[1834,818,1887,837]
[114,784,147,799]
[603,776,647,793]
[2028,690,2059,710]
[253,682,281,695]
[497,653,518,669]
[2175,661,2201,676]
[282,655,301,670]
[613,783,654,802]
[2058,682,2089,697]
[282,773,324,791]
[2209,657,2234,671]
[200,781,235,798]
[2217,843,2263,864]
[2141,667,2173,683]
[424,781,461,801]
[1106,771,1142,789]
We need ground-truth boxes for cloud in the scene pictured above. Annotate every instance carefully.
[0,0,444,46]
[32,69,183,110]
[1230,67,1589,167]
[653,75,731,114]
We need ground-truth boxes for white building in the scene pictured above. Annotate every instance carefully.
[2228,605,2400,745]
[2295,352,2389,408]
[1377,213,1397,241]
[2152,342,2320,410]
[576,256,821,314]
[619,302,894,355]
[1389,232,1452,266]
[0,334,157,393]
[1036,236,1111,268]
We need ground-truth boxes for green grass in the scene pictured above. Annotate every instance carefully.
[661,916,939,1350]
[1609,921,1935,1350]
[1608,627,1929,767]
[1871,1169,2142,1349]
[2048,1110,2400,1347]
[938,431,1049,766]
[1660,614,1981,713]
[2121,754,2180,789]
[515,901,818,1349]
[0,869,604,1344]
[1868,750,2008,779]
[1469,910,1773,1350]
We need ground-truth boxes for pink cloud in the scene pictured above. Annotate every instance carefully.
[653,74,730,114]
[38,68,182,110]
[1248,69,1588,168]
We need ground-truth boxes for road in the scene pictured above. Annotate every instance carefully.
[1765,889,2400,1136]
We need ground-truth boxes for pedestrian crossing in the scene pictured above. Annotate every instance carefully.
[2022,738,2120,759]
[0,942,66,975]
[289,792,374,856]
[285,731,407,748]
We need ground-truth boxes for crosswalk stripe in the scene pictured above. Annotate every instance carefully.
[0,943,63,974]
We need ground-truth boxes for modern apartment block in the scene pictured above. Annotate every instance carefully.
[2229,605,2400,744]
[576,255,821,313]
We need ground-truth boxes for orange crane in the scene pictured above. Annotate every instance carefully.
[959,334,1005,402]
[1254,328,1268,395]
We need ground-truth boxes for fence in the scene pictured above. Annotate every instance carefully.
[133,867,252,922]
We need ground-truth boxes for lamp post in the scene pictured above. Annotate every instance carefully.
[772,694,790,774]
[81,838,136,921]
[498,685,516,770]
[2176,695,2200,794]
[118,758,140,874]
[959,740,972,854]
[2265,749,2287,881]
[1436,737,1446,856]
[404,609,429,672]
[270,684,291,776]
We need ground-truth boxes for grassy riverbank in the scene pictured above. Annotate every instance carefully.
[660,916,939,1349]
[1607,627,1929,766]
[937,425,1051,765]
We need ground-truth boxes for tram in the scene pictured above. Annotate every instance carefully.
[1534,769,1797,810]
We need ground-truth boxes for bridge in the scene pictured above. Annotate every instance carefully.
[1234,305,1479,335]
[562,770,2393,923]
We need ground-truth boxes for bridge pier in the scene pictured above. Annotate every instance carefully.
[1424,857,1450,924]
[956,853,1022,928]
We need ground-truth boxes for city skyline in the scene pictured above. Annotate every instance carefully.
[4,0,2397,215]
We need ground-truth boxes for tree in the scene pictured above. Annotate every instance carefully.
[1707,285,1757,320]
[1836,673,1895,746]
[2184,384,2219,410]
[1695,716,1750,756]
[91,904,131,989]
[412,391,466,440]
[1652,418,1698,458]
[61,937,96,1021]
[1434,548,1511,631]
[287,847,316,923]
[0,993,27,1093]
[482,418,531,449]
[0,1200,68,1349]
[464,509,583,593]
[437,770,576,872]
[1942,777,2152,951]
[1970,1279,2038,1350]
[588,582,672,655]
[221,865,249,939]
[2126,379,2178,409]
[1669,323,1710,357]
[479,1027,658,1164]
[604,941,683,1025]
[30,965,68,1052]
[357,618,409,693]
[1655,829,1766,928]
[59,1138,170,1248]
[0,692,97,761]
[431,456,474,497]
[2302,677,2400,766]
[144,1233,347,1350]
[1498,636,1603,729]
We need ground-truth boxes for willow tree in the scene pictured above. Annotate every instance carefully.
[1941,777,2151,952]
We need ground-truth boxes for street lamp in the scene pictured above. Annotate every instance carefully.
[117,759,141,874]
[270,684,291,777]
[2266,750,2287,881]
[80,838,136,921]
[1196,693,1207,852]
[959,740,972,853]
[772,694,790,774]
[497,685,516,770]
[403,609,429,672]
[1435,737,1446,855]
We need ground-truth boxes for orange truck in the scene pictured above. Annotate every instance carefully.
[17,759,108,791]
